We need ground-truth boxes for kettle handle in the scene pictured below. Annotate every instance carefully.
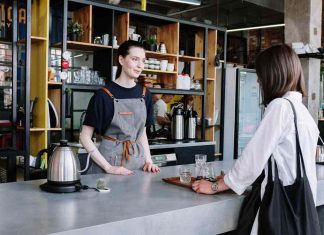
[35,145,56,168]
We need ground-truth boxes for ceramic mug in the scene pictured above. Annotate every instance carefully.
[167,63,174,72]
[130,33,142,42]
[160,60,168,71]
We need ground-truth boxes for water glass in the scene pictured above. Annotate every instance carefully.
[195,154,207,179]
[195,154,207,167]
[179,166,192,184]
[202,162,215,180]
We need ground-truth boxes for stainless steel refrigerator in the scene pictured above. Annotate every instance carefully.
[223,67,262,160]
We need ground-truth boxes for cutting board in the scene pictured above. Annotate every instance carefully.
[162,176,196,189]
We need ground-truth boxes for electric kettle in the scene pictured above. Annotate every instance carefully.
[40,140,87,193]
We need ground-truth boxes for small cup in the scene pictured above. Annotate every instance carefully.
[160,60,168,71]
[179,166,192,184]
[167,63,174,72]
[180,50,184,56]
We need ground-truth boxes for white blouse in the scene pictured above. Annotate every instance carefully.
[224,91,319,234]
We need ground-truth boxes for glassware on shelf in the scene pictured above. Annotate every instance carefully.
[194,80,201,90]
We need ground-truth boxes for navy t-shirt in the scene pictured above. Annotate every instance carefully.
[83,82,153,135]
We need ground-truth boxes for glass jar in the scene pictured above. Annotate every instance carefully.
[194,80,201,90]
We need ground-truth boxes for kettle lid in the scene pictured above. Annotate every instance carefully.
[59,139,68,146]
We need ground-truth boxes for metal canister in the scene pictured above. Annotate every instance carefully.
[186,110,197,139]
[171,108,184,140]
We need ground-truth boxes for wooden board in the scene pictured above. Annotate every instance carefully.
[115,12,129,44]
[162,176,196,189]
[158,22,179,55]
[73,5,92,43]
[207,29,217,78]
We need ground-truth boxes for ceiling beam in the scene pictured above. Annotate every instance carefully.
[244,0,283,12]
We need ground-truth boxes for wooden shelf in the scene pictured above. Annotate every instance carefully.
[17,36,47,44]
[149,87,204,95]
[48,81,62,86]
[30,128,46,132]
[214,153,222,156]
[145,51,178,58]
[178,55,205,62]
[207,78,215,81]
[143,69,177,74]
[65,83,102,91]
[53,41,112,51]
[48,128,62,131]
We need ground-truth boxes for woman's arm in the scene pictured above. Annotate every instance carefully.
[138,127,160,173]
[79,125,134,175]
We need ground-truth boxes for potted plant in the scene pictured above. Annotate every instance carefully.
[145,35,157,51]
[215,45,223,67]
[67,22,84,41]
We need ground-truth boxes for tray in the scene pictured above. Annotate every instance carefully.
[162,176,196,189]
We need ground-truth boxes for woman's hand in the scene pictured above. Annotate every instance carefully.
[106,166,134,176]
[192,178,230,194]
[143,162,160,173]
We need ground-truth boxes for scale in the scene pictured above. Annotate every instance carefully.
[151,153,177,167]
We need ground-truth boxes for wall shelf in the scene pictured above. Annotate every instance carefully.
[298,53,324,59]
[65,83,101,91]
[53,41,112,51]
[149,87,204,95]
[178,55,205,62]
[143,69,177,74]
[145,51,178,58]
[17,36,47,44]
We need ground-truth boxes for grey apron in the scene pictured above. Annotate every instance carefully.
[87,86,147,174]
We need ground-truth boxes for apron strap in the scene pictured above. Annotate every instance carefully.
[142,87,146,97]
[101,87,114,98]
[102,135,135,165]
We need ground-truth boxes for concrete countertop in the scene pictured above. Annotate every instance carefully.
[0,161,324,235]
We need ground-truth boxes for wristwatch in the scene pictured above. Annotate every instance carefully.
[211,180,219,193]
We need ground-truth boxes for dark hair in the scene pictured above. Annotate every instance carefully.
[115,40,145,79]
[255,44,306,106]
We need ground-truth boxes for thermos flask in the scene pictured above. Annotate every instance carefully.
[186,110,197,139]
[171,108,184,140]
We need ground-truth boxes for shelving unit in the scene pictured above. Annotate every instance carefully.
[14,0,227,170]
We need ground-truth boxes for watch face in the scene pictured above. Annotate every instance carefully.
[62,51,71,60]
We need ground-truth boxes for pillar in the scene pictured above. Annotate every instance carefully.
[285,0,322,120]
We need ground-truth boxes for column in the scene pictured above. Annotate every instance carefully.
[285,0,322,120]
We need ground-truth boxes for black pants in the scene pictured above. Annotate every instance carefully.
[219,206,324,235]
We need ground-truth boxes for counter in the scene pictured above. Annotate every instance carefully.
[1,161,324,235]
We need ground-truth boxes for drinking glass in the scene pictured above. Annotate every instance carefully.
[202,162,215,180]
[179,166,192,184]
[195,154,207,179]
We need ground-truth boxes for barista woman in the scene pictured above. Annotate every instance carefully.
[80,40,160,175]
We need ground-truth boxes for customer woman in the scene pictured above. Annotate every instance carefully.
[192,44,319,233]
[80,40,160,175]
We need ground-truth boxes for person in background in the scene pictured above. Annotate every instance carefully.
[192,44,320,234]
[153,94,173,132]
[80,40,160,175]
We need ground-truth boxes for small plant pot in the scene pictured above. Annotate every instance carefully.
[70,33,78,41]
[148,44,157,52]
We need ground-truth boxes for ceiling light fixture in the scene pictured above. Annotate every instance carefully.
[165,0,201,6]
[227,23,285,32]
